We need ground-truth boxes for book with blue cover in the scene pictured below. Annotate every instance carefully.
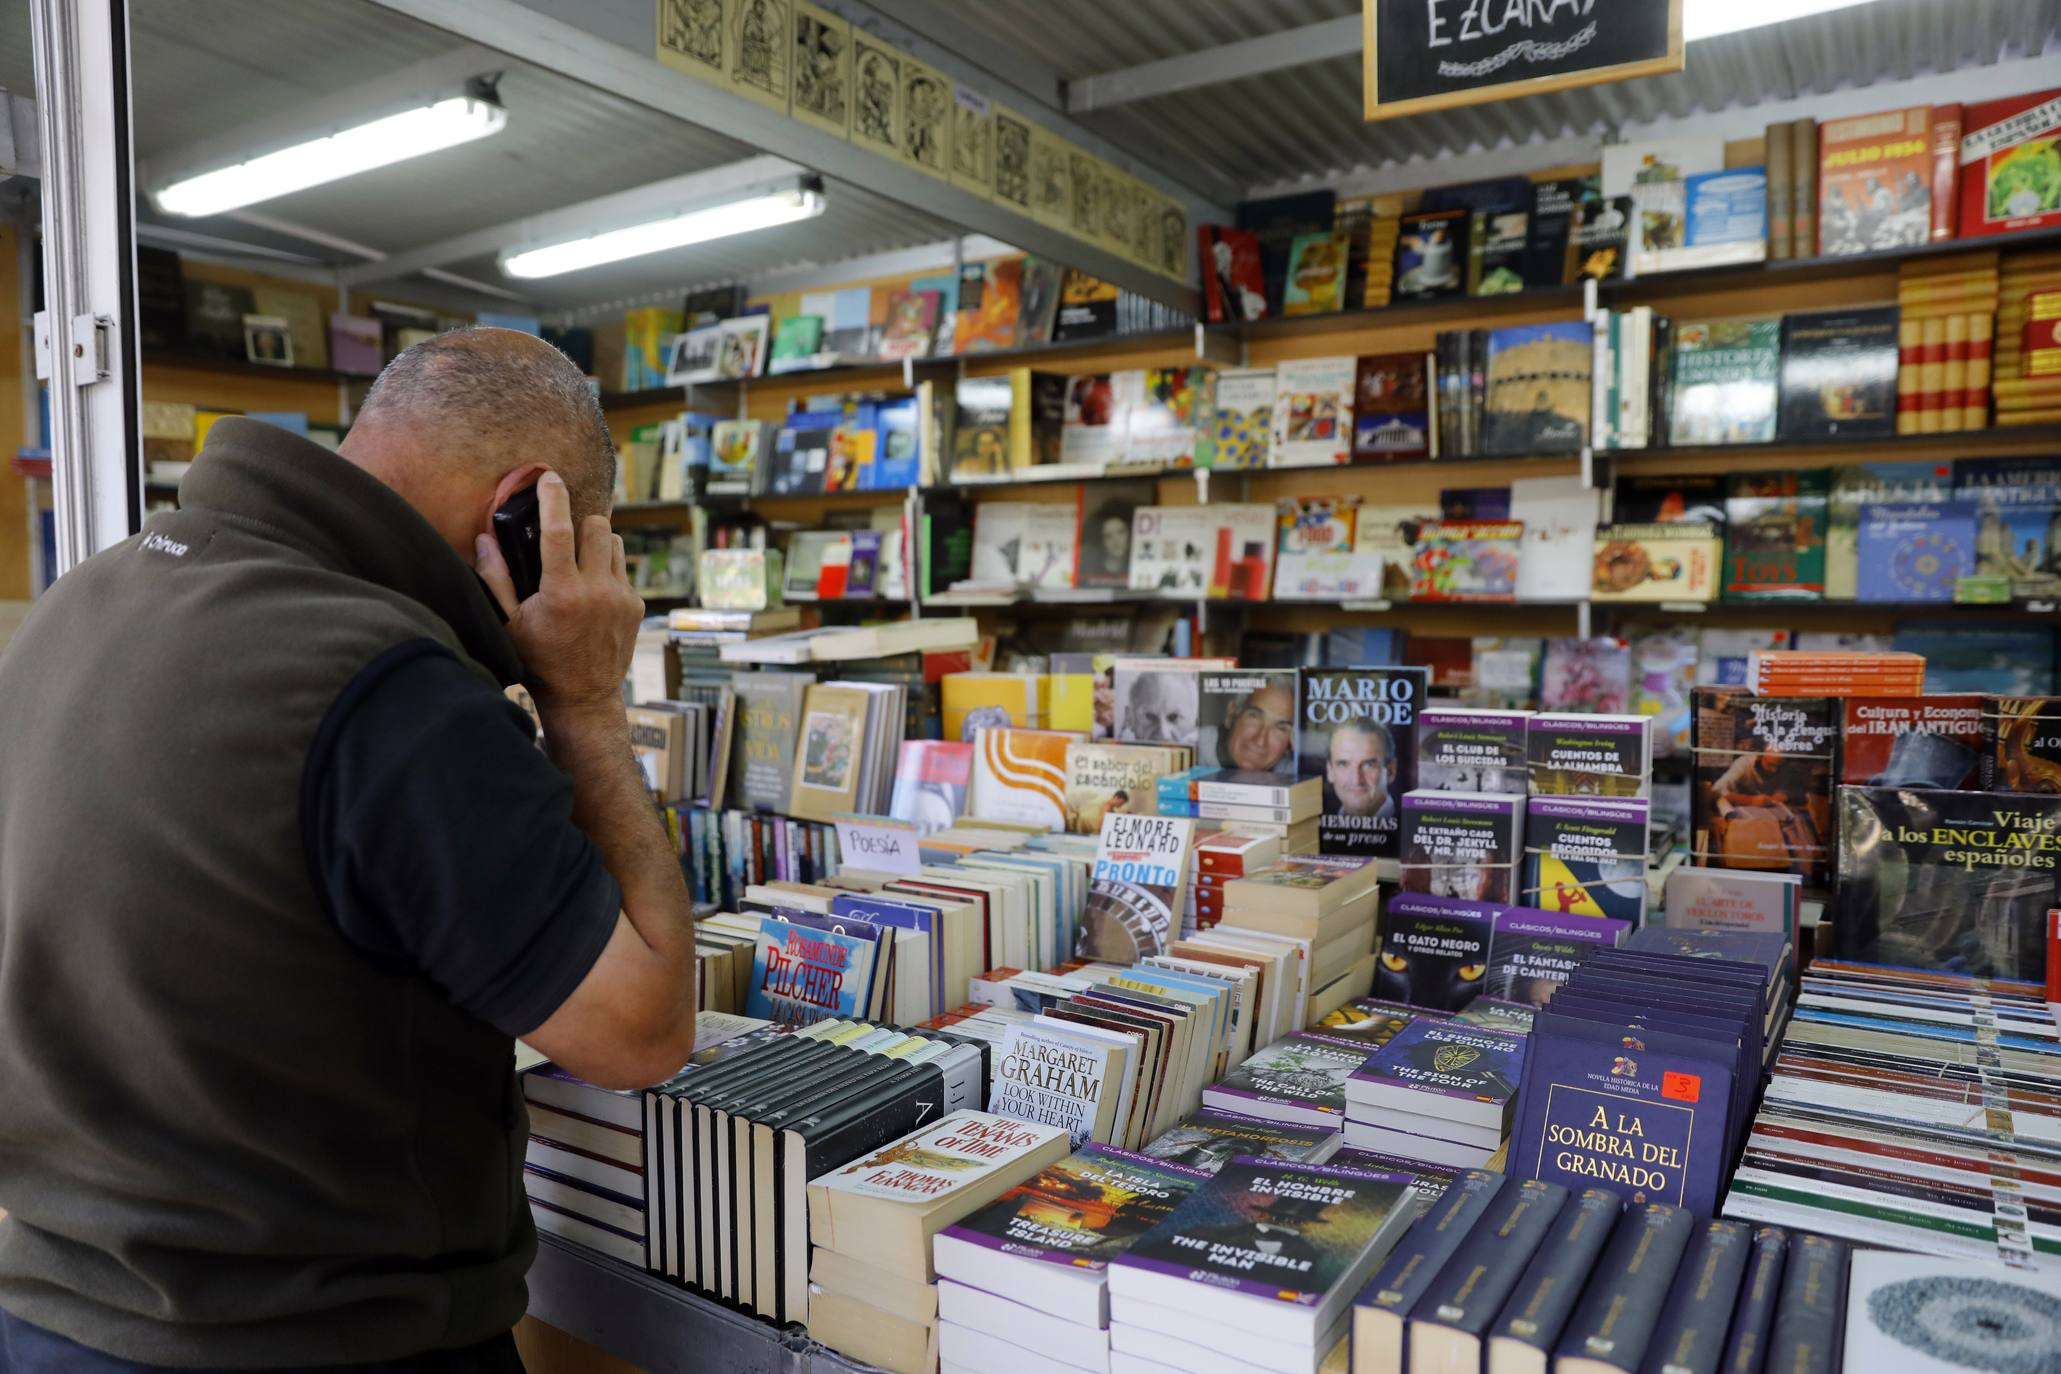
[1855,499,1976,602]
[1891,624,2056,696]
[744,912,889,1028]
[1520,796,1649,922]
[1510,1009,1737,1216]
[1953,455,2061,600]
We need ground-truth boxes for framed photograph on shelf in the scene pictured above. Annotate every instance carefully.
[241,314,293,367]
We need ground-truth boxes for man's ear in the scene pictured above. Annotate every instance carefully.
[483,463,553,535]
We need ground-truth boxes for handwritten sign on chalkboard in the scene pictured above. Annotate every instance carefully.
[1364,0,1683,122]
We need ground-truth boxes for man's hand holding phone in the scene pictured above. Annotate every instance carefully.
[474,471,644,714]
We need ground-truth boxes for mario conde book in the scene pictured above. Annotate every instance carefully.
[1297,666,1429,861]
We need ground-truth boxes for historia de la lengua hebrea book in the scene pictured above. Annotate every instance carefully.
[1297,666,1429,860]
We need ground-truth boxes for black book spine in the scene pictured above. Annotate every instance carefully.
[1651,316,1674,450]
[1421,1178,1567,1337]
[1556,1202,1696,1371]
[1764,1234,1847,1374]
[1719,1225,1789,1374]
[1643,1218,1753,1374]
[1491,1188,1622,1358]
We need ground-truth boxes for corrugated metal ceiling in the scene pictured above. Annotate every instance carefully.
[0,0,963,309]
[2,0,2055,308]
[975,0,2061,193]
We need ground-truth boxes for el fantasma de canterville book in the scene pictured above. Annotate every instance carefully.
[1297,666,1429,861]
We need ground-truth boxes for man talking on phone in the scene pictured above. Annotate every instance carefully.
[0,328,695,1371]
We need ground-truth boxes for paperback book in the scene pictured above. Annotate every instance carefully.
[1138,1110,1345,1174]
[1668,319,1781,445]
[1351,353,1433,459]
[1410,521,1522,602]
[1776,307,1900,440]
[1953,455,2061,600]
[1591,524,1722,603]
[1722,470,1829,600]
[1415,707,1531,793]
[1108,1158,1418,1341]
[1521,796,1649,922]
[1856,500,1977,603]
[1825,459,1953,599]
[1271,357,1356,468]
[1374,891,1493,1013]
[1482,323,1590,455]
[1200,1031,1372,1129]
[1197,669,1299,776]
[1840,694,1983,788]
[1690,689,1838,886]
[1078,812,1198,963]
[1398,792,1527,905]
[934,1145,1210,1319]
[1834,787,2061,982]
[1981,695,2061,795]
[1526,713,1652,799]
[1297,667,1429,860]
[1483,907,1629,1007]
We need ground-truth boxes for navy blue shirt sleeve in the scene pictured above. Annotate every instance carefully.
[304,640,622,1038]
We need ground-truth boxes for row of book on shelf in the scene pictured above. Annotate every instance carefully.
[673,281,2057,509]
[933,455,2061,607]
[1199,88,2061,330]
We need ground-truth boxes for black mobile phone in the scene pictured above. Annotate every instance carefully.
[491,485,543,602]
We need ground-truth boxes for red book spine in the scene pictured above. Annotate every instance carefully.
[1929,104,1963,241]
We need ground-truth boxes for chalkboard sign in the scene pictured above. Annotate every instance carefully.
[1364,0,1683,121]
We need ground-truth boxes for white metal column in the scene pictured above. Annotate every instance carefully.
[29,0,140,572]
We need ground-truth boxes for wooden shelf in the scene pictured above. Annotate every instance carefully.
[1605,221,2061,299]
[141,350,368,385]
[1602,424,2061,463]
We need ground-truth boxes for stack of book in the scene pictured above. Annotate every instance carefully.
[1996,247,2061,427]
[1897,249,1999,434]
[1744,648,1926,697]
[522,1061,657,1267]
[1507,943,1769,1218]
[1722,958,2061,1262]
[1106,1156,1422,1374]
[807,1109,1070,1374]
[1396,791,1528,904]
[1200,1029,1369,1130]
[1350,1169,1876,1374]
[1342,1019,1525,1167]
[1191,830,1283,932]
[637,1019,991,1318]
[932,1145,1211,1374]
[1216,855,1382,1022]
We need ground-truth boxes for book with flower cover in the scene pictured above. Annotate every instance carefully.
[1410,520,1522,602]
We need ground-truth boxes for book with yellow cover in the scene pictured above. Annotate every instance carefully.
[943,672,1049,742]
[788,684,877,822]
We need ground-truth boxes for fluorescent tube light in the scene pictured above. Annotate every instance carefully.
[155,97,507,218]
[1685,0,1881,43]
[500,186,828,279]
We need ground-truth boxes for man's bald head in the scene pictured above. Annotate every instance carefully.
[341,327,616,550]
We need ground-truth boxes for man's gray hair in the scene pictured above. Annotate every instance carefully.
[355,326,616,513]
